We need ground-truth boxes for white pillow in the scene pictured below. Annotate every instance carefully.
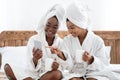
[105,46,111,62]
[0,46,27,72]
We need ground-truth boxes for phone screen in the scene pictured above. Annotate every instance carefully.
[34,40,42,50]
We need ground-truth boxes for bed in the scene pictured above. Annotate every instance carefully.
[0,30,120,79]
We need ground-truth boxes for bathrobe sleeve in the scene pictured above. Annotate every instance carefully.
[87,36,109,71]
[26,35,42,71]
[59,36,73,70]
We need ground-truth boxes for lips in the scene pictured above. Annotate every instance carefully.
[48,31,52,34]
[47,30,56,35]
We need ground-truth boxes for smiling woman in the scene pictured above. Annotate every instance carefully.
[45,16,59,46]
[0,30,120,79]
[2,4,67,80]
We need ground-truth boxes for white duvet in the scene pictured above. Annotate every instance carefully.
[0,46,120,80]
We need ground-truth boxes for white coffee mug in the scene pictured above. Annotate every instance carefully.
[45,58,54,71]
[75,50,85,63]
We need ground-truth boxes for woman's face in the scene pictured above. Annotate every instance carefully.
[45,16,59,38]
[66,21,83,37]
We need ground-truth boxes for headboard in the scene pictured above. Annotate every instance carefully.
[0,30,120,64]
[0,31,37,47]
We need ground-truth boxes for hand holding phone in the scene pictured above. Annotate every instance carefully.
[33,40,43,60]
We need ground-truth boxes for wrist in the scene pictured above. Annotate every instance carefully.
[88,56,94,64]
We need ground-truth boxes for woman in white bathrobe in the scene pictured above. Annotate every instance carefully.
[4,4,71,80]
[62,3,110,80]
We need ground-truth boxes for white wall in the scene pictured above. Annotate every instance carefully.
[0,0,120,33]
[103,0,120,30]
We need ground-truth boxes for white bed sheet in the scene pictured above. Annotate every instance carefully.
[0,46,120,80]
[0,46,27,72]
[108,64,120,80]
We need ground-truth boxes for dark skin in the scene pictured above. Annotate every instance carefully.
[32,16,59,67]
[33,16,66,67]
[4,16,65,80]
[66,20,95,80]
[31,16,65,80]
[66,20,94,64]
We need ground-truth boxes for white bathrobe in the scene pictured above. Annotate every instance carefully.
[64,2,118,80]
[62,30,112,80]
[7,33,71,80]
[23,4,71,80]
[25,31,71,80]
[8,4,68,80]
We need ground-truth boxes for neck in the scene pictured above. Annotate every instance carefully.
[78,30,87,39]
[46,35,55,46]
[78,29,88,45]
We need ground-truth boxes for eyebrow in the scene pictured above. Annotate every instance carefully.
[47,22,58,27]
[47,22,51,25]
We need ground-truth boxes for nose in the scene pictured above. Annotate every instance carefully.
[48,28,53,32]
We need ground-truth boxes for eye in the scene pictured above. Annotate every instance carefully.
[68,26,74,30]
[54,26,58,29]
[46,24,50,27]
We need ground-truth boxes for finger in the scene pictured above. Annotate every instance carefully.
[52,62,59,69]
[52,62,59,71]
[33,48,36,56]
[46,46,57,50]
[35,49,40,53]
[33,47,35,53]
[54,58,57,61]
[51,48,54,53]
[84,52,89,55]
[33,49,41,57]
[34,50,43,59]
[46,46,52,49]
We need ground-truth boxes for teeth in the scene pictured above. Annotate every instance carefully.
[48,31,52,34]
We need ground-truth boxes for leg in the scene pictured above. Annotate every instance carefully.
[87,76,110,80]
[4,63,17,80]
[23,77,33,80]
[87,78,97,80]
[69,77,84,80]
[39,70,62,80]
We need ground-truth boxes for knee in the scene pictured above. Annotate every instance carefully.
[52,70,62,80]
[4,63,11,73]
[23,77,33,80]
[69,77,76,80]
[4,63,16,80]
[87,78,97,80]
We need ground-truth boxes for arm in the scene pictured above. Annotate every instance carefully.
[48,46,66,60]
[57,51,66,60]
[32,47,43,67]
[83,51,94,64]
[87,38,109,71]
[27,36,43,69]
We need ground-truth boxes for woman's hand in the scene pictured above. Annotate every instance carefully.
[33,48,43,61]
[46,46,62,54]
[32,48,43,67]
[83,51,94,64]
[46,46,66,60]
[51,59,59,71]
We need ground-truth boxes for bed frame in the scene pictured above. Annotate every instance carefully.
[0,30,120,64]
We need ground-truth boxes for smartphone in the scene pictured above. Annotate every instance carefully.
[34,40,42,50]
